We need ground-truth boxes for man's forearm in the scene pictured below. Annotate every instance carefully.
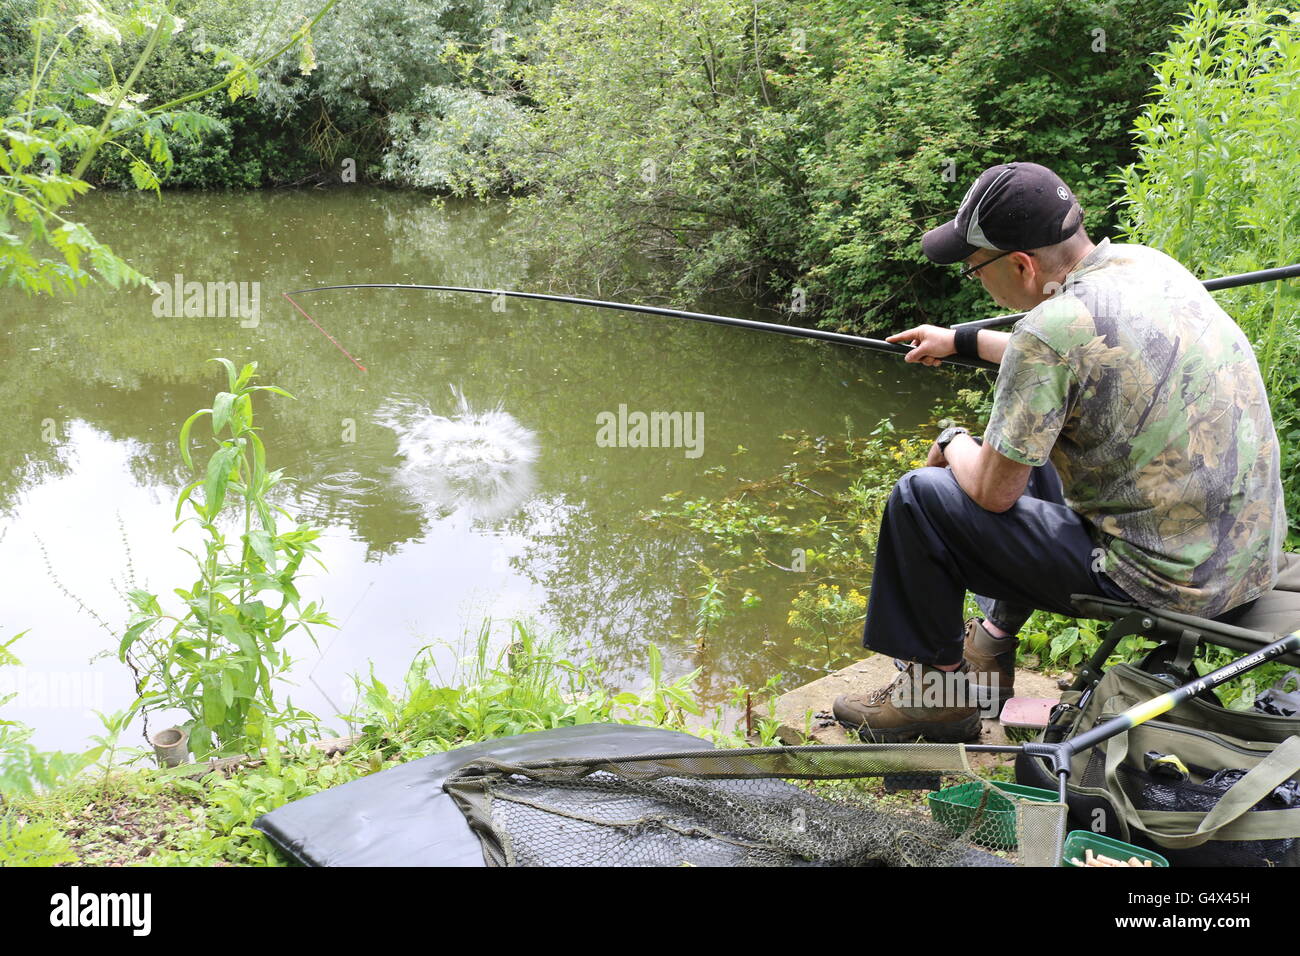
[941,432,1027,512]
[973,330,1010,365]
[943,433,985,500]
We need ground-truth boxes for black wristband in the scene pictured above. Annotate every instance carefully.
[954,325,981,359]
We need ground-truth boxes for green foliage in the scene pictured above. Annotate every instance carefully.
[798,0,1196,328]
[1018,614,1159,674]
[646,420,931,673]
[353,619,598,749]
[83,0,321,188]
[1192,644,1291,710]
[1115,0,1300,545]
[791,4,980,329]
[206,0,556,188]
[786,584,868,671]
[158,753,365,865]
[0,631,101,800]
[0,631,19,669]
[7,0,562,190]
[0,720,97,802]
[0,814,77,866]
[381,77,530,194]
[86,708,138,793]
[726,674,788,746]
[1020,619,1290,710]
[485,0,806,299]
[692,565,730,645]
[611,642,704,728]
[138,622,712,866]
[119,359,333,758]
[352,619,701,754]
[458,0,1191,324]
[1,0,334,294]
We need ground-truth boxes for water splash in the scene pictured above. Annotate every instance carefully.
[378,387,539,520]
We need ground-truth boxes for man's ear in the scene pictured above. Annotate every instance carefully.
[1013,251,1037,286]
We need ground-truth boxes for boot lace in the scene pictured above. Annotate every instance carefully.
[865,662,914,705]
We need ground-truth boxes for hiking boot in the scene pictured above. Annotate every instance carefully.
[962,618,1017,710]
[832,660,982,743]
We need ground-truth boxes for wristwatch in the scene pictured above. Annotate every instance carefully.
[936,425,970,452]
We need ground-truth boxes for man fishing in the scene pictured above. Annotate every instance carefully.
[832,161,1287,742]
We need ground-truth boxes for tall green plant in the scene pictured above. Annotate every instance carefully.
[1116,0,1300,545]
[120,359,332,758]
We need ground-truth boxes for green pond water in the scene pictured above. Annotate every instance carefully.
[0,187,952,750]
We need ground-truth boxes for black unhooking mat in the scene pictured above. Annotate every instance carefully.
[253,724,715,866]
[255,723,1015,867]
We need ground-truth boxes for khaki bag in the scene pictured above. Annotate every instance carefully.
[1020,663,1300,866]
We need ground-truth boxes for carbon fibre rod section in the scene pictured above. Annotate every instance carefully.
[282,283,1001,372]
[952,261,1300,333]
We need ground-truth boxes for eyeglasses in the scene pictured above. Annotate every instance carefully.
[959,249,1032,280]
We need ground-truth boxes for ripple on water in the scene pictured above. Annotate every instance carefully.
[298,469,384,513]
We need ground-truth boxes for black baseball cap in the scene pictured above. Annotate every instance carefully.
[922,162,1083,265]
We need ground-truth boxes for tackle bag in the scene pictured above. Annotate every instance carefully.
[1017,662,1300,866]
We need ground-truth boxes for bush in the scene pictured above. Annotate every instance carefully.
[1115,0,1300,546]
[474,0,1194,328]
[475,0,800,300]
[218,0,557,188]
[75,0,321,188]
[48,0,551,189]
[802,0,1197,329]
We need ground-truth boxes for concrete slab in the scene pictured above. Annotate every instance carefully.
[761,654,1064,772]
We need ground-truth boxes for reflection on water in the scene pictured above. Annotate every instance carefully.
[0,187,951,751]
[379,387,538,521]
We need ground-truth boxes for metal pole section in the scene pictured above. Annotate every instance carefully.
[950,261,1300,333]
[283,283,1002,372]
[1023,630,1300,780]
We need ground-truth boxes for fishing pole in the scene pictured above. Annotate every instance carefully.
[287,259,1300,372]
[282,283,1001,372]
[952,261,1300,333]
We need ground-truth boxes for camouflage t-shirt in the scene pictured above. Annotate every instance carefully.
[983,238,1286,616]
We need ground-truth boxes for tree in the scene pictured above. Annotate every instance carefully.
[1,0,337,295]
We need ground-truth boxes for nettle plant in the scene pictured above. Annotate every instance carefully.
[121,359,332,758]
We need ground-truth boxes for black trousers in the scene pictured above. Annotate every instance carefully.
[862,461,1133,667]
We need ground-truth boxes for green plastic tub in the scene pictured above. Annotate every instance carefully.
[927,781,1057,850]
[1062,830,1169,867]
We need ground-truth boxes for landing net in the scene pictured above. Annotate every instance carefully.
[443,744,1066,867]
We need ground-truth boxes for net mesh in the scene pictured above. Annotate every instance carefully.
[443,744,1066,867]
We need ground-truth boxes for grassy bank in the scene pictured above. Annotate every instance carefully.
[0,620,765,866]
